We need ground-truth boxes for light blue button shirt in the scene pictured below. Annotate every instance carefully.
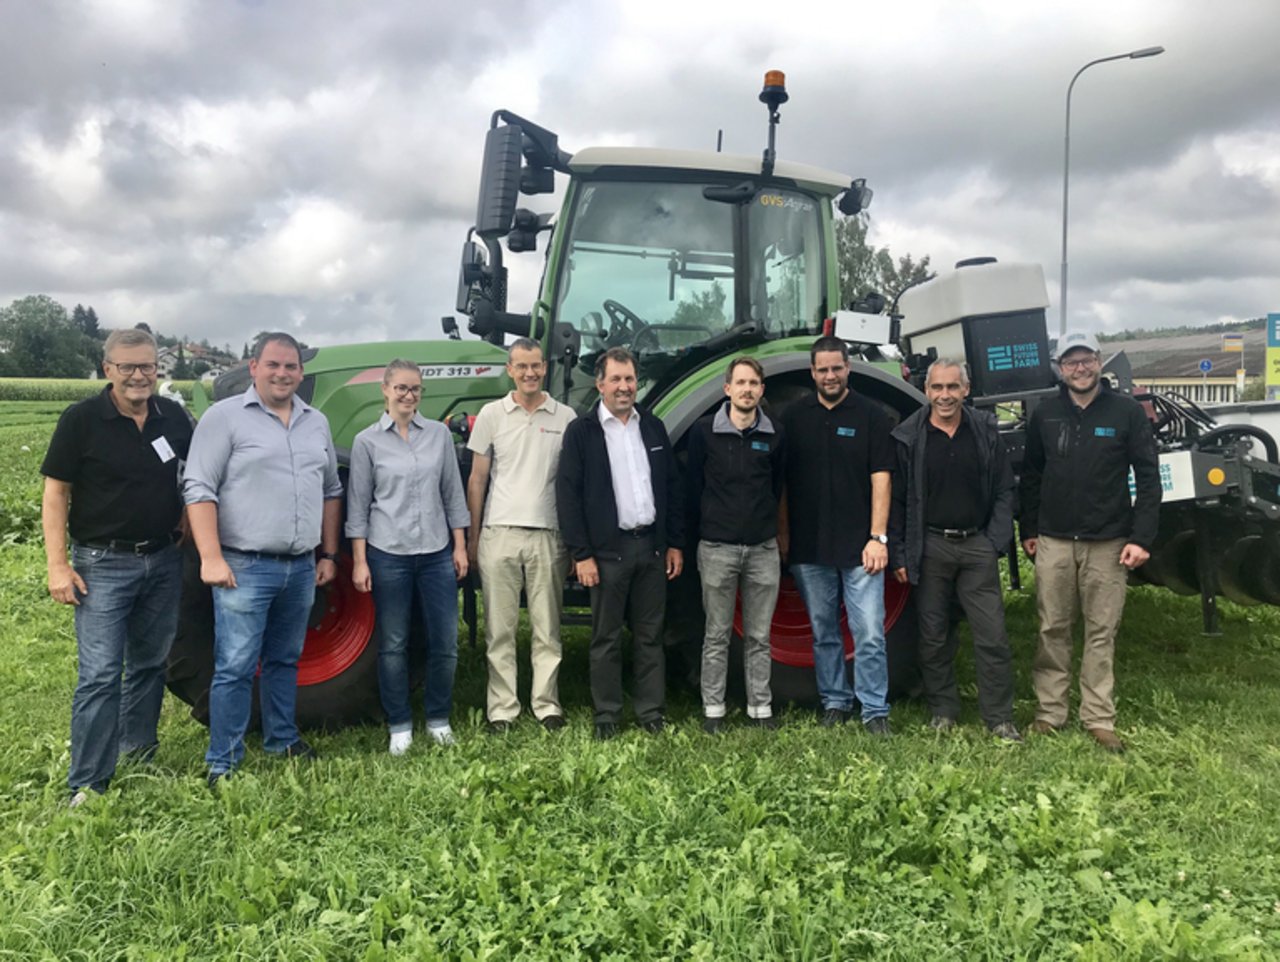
[183,385,343,555]
[345,412,469,555]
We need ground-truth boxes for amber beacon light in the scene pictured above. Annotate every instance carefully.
[760,70,788,106]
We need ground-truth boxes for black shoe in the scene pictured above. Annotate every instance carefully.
[593,722,619,741]
[282,739,318,760]
[640,717,665,735]
[989,721,1023,743]
[206,770,231,791]
[752,715,780,731]
[540,714,566,733]
[820,708,851,728]
[702,716,724,735]
[487,720,514,735]
[864,716,893,738]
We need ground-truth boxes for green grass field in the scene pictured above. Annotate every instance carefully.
[2,403,1278,960]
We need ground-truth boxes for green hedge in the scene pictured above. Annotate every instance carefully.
[0,378,195,402]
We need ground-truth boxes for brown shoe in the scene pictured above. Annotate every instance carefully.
[1087,727,1125,753]
[1029,720,1060,735]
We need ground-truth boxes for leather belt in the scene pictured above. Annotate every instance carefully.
[224,547,313,562]
[926,526,981,540]
[75,535,176,555]
[619,524,655,539]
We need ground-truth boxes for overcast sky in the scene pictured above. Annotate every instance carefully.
[2,0,1277,351]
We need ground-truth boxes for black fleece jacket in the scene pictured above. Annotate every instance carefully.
[887,405,1015,585]
[684,402,785,546]
[1019,383,1161,549]
[555,402,685,561]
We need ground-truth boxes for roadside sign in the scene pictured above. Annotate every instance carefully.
[1270,314,1280,401]
[1198,358,1212,374]
[1222,333,1244,352]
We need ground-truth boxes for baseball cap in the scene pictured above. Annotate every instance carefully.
[1055,330,1100,361]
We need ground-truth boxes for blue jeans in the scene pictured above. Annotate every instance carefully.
[367,544,458,731]
[206,551,316,773]
[791,562,888,720]
[69,543,181,793]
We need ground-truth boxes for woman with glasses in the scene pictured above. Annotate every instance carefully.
[346,359,469,753]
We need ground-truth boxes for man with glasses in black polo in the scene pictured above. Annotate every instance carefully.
[41,328,193,807]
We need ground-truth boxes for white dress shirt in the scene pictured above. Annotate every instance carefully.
[598,403,656,530]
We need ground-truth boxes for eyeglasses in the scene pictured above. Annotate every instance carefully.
[110,362,157,376]
[1059,356,1100,371]
[390,384,423,397]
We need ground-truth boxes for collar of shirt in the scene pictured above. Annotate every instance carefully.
[712,400,774,436]
[242,383,311,420]
[96,385,165,422]
[806,390,857,413]
[377,410,429,432]
[501,392,561,415]
[598,402,641,429]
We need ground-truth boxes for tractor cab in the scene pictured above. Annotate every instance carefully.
[455,71,873,409]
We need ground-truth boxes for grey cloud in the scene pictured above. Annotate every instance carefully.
[1,0,1277,347]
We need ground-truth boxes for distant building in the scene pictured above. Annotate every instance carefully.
[1105,328,1265,405]
[156,343,236,379]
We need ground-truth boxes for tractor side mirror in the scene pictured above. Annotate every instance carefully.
[837,178,873,215]
[475,124,524,237]
[455,240,488,314]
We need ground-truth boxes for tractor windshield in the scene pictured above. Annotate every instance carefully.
[551,179,826,370]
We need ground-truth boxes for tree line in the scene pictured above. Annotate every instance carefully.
[0,295,245,379]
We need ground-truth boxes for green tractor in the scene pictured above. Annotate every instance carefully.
[167,72,930,727]
[174,71,1280,729]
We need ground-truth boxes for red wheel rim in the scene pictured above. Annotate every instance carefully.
[297,553,375,686]
[735,574,910,669]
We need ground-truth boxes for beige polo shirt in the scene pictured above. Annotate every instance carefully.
[468,392,576,529]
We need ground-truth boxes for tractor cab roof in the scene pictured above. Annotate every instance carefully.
[568,146,853,197]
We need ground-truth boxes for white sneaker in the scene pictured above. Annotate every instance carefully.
[68,790,91,809]
[427,724,456,747]
[389,730,413,756]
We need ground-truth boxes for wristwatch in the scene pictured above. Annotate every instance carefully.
[319,551,339,562]
[871,534,888,545]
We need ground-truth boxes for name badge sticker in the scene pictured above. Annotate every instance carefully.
[836,426,857,438]
[1094,426,1116,438]
[151,436,176,463]
[751,440,770,452]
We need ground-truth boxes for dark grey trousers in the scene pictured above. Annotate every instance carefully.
[588,532,667,725]
[916,531,1014,727]
[697,539,780,719]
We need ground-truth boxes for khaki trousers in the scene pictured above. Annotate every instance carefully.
[478,526,567,722]
[1032,535,1128,731]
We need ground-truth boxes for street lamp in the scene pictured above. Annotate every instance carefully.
[1059,45,1164,335]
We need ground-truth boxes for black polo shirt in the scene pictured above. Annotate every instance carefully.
[924,419,983,530]
[783,390,895,567]
[41,386,193,544]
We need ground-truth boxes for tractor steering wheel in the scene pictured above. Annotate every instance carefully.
[602,298,658,352]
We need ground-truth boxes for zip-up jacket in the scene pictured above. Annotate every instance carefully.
[684,402,785,546]
[887,405,1014,584]
[1019,383,1161,548]
[555,401,685,561]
